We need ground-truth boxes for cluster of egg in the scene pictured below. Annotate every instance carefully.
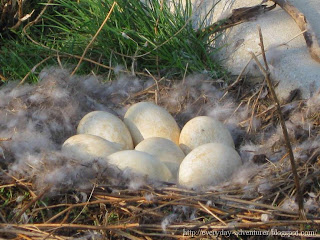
[62,102,242,189]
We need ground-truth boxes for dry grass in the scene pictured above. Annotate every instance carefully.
[1,75,320,239]
[1,1,320,239]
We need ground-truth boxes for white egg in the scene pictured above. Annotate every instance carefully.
[178,143,242,189]
[107,150,172,182]
[179,116,234,154]
[124,102,180,146]
[62,134,121,162]
[135,137,185,180]
[77,111,133,150]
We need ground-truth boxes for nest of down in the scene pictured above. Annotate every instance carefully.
[0,67,319,239]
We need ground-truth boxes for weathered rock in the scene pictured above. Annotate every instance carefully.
[189,0,320,100]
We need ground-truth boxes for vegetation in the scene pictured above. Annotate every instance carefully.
[0,0,226,83]
[1,2,320,239]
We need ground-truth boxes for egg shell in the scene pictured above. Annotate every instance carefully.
[179,116,234,154]
[178,143,242,189]
[107,150,172,182]
[77,111,133,150]
[124,102,180,146]
[62,134,121,162]
[135,137,185,180]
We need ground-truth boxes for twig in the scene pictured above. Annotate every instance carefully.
[22,30,161,80]
[22,0,53,33]
[198,201,227,225]
[11,0,23,30]
[44,206,72,224]
[0,73,7,81]
[18,56,53,86]
[182,63,189,85]
[222,27,308,101]
[112,1,206,59]
[71,2,117,76]
[112,230,143,240]
[0,137,12,141]
[247,80,265,133]
[70,183,96,223]
[14,186,50,222]
[1,223,140,230]
[144,68,161,104]
[222,57,251,93]
[140,219,320,229]
[269,0,320,63]
[197,3,276,37]
[19,0,171,82]
[0,169,36,198]
[250,26,305,221]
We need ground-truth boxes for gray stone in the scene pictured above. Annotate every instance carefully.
[189,0,320,100]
